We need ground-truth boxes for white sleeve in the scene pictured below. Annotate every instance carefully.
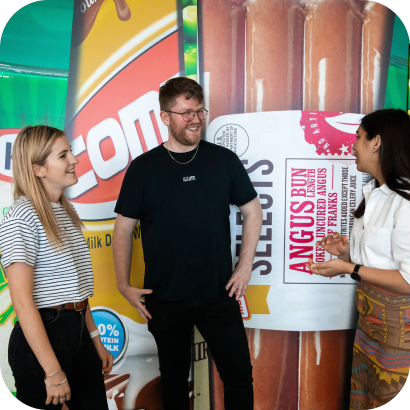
[0,218,39,268]
[392,205,410,284]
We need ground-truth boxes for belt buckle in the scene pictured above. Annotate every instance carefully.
[74,301,82,311]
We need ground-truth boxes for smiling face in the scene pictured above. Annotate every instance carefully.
[162,95,205,148]
[34,136,79,201]
[352,124,382,179]
[352,125,372,173]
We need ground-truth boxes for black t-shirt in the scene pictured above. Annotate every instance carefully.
[115,140,257,300]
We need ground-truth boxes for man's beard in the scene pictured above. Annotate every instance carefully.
[169,117,204,146]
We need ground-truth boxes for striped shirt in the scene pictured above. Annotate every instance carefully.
[0,196,94,308]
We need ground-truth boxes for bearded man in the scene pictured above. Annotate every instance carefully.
[113,77,262,410]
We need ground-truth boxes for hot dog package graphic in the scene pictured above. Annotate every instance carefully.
[200,0,396,118]
[206,110,366,331]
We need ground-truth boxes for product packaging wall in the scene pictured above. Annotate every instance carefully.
[199,1,408,409]
[0,1,409,410]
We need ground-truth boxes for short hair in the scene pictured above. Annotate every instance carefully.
[159,77,204,111]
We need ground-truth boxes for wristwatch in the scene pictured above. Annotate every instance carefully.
[351,264,362,281]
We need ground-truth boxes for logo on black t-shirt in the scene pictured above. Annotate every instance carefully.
[183,176,196,182]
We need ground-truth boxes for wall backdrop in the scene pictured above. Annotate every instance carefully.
[0,1,410,409]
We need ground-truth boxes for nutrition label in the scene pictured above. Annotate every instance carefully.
[207,110,364,330]
[284,158,362,284]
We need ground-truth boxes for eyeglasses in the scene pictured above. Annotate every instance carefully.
[165,109,208,122]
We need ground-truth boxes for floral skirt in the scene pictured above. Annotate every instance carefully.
[350,281,410,409]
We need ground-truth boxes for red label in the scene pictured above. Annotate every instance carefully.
[67,32,179,205]
[0,129,21,183]
[300,111,361,156]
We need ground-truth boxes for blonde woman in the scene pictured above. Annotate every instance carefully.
[0,126,113,409]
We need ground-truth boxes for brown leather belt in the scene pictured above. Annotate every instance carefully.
[46,299,88,312]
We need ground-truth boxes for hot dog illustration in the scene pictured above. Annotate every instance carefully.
[301,5,361,409]
[245,0,305,112]
[303,0,362,113]
[243,3,302,407]
[198,2,399,410]
[361,1,395,113]
[209,360,225,410]
[199,0,246,123]
[247,328,299,409]
[299,330,356,409]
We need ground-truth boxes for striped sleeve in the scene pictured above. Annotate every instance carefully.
[0,218,39,268]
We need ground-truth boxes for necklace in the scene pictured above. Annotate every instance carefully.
[164,142,199,165]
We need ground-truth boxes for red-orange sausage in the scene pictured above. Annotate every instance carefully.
[247,328,299,410]
[303,0,363,113]
[246,0,305,112]
[299,330,356,410]
[199,0,247,123]
[209,360,225,410]
[361,1,395,114]
[243,2,303,408]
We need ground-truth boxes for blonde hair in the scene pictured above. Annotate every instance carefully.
[12,125,83,247]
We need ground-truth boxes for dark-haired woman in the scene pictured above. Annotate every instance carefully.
[306,109,410,409]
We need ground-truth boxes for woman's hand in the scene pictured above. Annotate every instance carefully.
[85,305,114,374]
[316,232,350,259]
[45,370,71,406]
[306,258,354,278]
[6,263,71,407]
[92,338,114,375]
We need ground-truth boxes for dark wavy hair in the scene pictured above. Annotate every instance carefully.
[159,77,204,111]
[353,109,410,218]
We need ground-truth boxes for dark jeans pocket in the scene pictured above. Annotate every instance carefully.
[39,309,60,325]
[8,326,20,365]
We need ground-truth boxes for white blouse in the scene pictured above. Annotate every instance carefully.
[350,180,410,284]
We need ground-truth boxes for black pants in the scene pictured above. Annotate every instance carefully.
[8,308,108,410]
[145,293,254,410]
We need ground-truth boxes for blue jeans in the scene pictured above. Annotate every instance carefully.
[145,293,254,410]
[8,308,108,410]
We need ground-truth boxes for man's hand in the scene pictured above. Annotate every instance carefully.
[226,263,252,300]
[120,285,153,323]
[228,197,262,301]
[113,215,154,321]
